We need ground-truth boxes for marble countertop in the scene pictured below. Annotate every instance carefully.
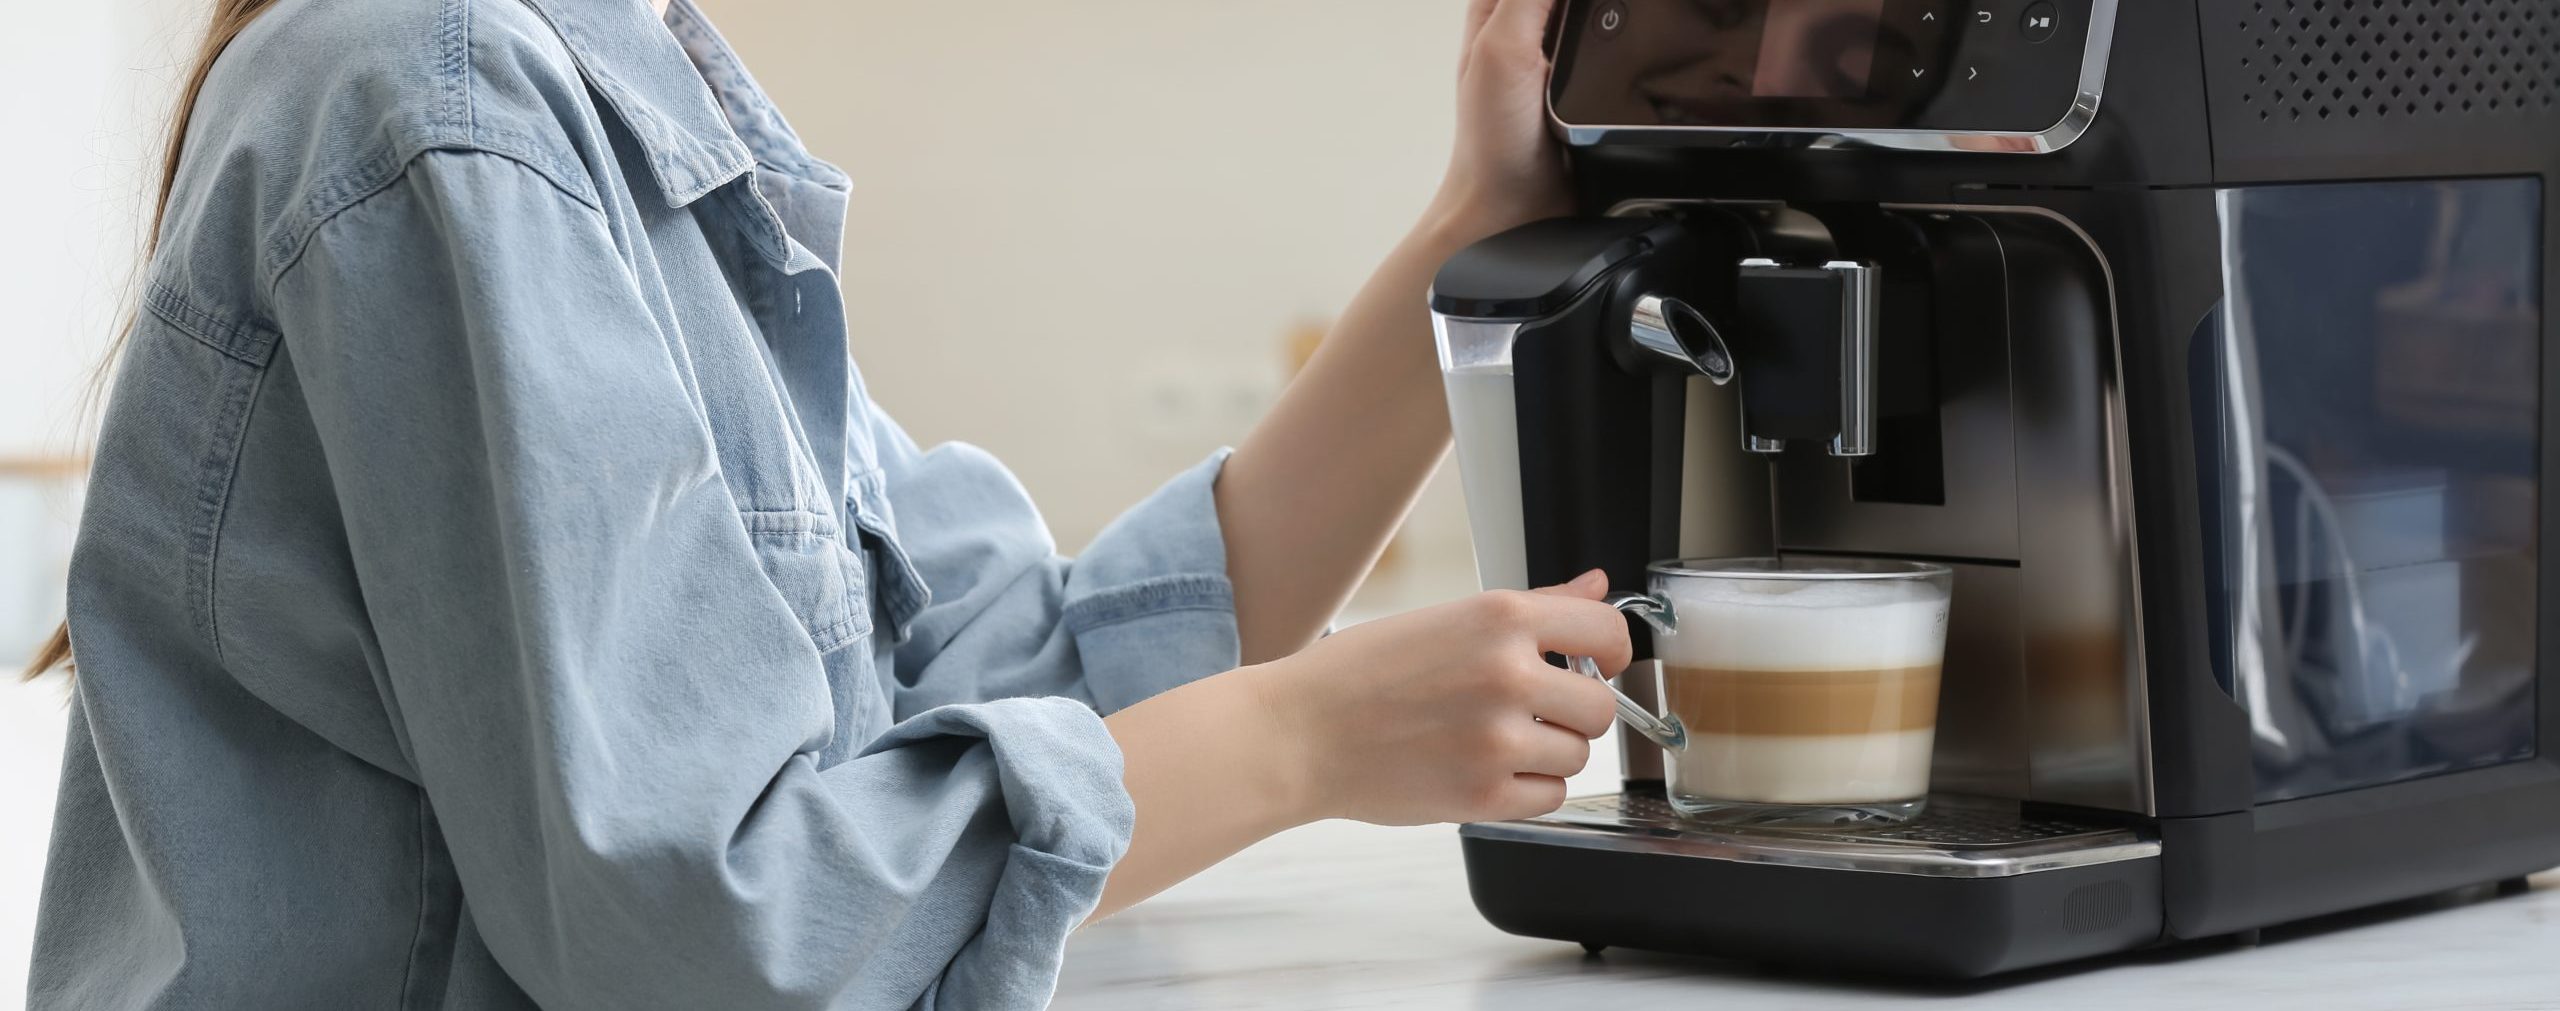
[1060,812,2560,1010]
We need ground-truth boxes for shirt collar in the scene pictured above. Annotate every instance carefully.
[516,0,847,207]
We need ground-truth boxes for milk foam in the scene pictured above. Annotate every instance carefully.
[1678,729,1938,804]
[1656,577,1948,671]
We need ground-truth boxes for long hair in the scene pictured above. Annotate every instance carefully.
[22,0,283,682]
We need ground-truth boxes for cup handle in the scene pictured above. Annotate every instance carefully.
[1571,592,1686,752]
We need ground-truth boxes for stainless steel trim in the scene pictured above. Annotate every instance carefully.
[1548,0,2119,154]
[1630,295,1736,384]
[1882,201,2157,816]
[1462,794,2160,878]
[1745,434,1787,455]
[1826,260,1880,457]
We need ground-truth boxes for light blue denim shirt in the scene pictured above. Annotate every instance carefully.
[30,0,1240,1007]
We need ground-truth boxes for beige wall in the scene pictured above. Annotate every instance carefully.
[716,0,1483,612]
[2,0,185,997]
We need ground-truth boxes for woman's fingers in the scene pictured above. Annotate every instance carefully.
[1493,774,1571,821]
[1530,568,1609,600]
[1504,588,1633,676]
[1514,721,1596,778]
[1528,664,1621,739]
[1472,576,1630,735]
[1479,0,1561,61]
[1460,0,1502,75]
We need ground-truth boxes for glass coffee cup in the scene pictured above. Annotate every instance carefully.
[1605,557,1954,826]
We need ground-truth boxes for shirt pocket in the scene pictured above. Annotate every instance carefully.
[845,468,930,644]
[740,507,872,655]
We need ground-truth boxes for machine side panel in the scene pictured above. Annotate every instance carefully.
[2159,760,2560,938]
[2057,189,2262,819]
[1991,214,2157,814]
[2200,0,2560,182]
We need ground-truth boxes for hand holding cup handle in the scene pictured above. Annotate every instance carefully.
[1570,592,1687,751]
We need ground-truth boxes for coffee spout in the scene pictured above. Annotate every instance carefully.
[1729,259,1881,458]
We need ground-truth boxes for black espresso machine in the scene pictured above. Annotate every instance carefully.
[1431,0,2560,978]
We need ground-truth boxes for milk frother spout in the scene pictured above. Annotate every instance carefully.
[1626,294,1733,385]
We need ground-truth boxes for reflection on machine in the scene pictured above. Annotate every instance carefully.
[2209,179,2543,803]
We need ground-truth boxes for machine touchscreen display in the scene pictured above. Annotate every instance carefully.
[1548,0,2099,137]
[1746,0,1888,98]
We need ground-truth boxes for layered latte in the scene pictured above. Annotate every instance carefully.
[1658,577,1949,809]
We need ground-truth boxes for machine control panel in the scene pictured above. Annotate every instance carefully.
[1548,0,2108,146]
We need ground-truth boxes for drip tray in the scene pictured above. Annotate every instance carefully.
[1460,793,2158,878]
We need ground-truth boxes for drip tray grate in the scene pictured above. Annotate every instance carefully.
[1459,793,2161,878]
[1579,794,2109,848]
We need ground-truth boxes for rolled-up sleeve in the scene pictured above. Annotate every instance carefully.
[860,402,1242,718]
[271,148,1129,1009]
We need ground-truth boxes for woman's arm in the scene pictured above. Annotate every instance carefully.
[1216,0,1574,664]
[1095,573,1628,921]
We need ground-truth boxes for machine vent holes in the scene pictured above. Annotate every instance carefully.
[2233,0,2560,121]
[2062,882,2135,934]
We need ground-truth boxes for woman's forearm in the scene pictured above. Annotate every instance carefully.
[1214,209,1497,664]
[1213,0,1568,664]
[1091,575,1628,924]
[1091,664,1312,921]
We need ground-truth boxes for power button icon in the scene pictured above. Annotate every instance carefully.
[1595,1,1628,39]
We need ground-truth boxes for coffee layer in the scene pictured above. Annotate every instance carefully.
[1662,664,1942,736]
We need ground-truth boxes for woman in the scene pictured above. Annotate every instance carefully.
[26,0,1633,1006]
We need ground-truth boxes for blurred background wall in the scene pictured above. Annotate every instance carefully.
[716,0,1481,612]
[1,0,1485,995]
[3,0,186,998]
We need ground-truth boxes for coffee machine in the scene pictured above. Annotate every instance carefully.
[1434,0,2560,977]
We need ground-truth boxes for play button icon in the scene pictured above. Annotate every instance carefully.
[2021,1,2061,43]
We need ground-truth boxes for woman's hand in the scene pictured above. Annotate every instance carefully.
[1091,572,1628,921]
[1253,570,1629,826]
[1434,0,1574,241]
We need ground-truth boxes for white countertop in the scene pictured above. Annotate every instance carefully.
[1060,811,2560,1010]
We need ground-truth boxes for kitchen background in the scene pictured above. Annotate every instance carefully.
[0,0,1490,996]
